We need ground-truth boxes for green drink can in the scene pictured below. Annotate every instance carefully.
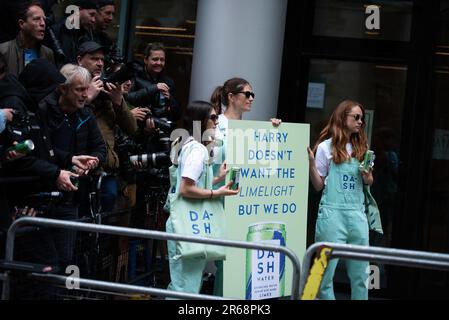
[7,139,35,154]
[360,150,375,172]
[228,167,240,190]
[245,222,286,300]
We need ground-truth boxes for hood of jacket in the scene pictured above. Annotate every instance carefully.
[0,74,35,110]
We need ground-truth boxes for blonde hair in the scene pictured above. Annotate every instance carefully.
[59,64,91,86]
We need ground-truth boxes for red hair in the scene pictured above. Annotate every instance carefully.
[313,100,368,164]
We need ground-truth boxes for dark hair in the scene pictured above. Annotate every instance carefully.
[0,52,7,75]
[16,0,43,23]
[210,77,250,114]
[144,42,166,58]
[184,101,214,136]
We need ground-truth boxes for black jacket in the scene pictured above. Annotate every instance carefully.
[127,62,182,121]
[0,74,61,182]
[38,91,107,166]
[49,18,94,67]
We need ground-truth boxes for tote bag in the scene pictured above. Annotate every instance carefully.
[363,185,383,235]
[169,141,226,261]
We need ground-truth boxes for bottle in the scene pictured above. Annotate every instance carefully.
[7,140,35,154]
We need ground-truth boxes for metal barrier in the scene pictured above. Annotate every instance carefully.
[299,242,449,298]
[2,217,301,300]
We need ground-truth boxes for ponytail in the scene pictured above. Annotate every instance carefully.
[210,86,223,114]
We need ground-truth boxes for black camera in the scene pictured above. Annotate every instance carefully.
[140,111,175,134]
[129,152,171,169]
[5,110,33,143]
[102,62,136,86]
[107,43,124,65]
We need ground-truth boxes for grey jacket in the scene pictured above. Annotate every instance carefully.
[0,36,55,77]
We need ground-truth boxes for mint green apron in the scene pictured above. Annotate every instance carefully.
[315,155,369,300]
[210,117,229,296]
[166,141,209,295]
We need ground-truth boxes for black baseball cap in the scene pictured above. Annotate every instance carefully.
[73,0,99,10]
[77,41,108,57]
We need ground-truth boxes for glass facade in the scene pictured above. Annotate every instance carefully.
[313,0,413,41]
[131,0,198,110]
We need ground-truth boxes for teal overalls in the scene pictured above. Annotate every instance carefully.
[315,147,369,300]
[166,141,209,295]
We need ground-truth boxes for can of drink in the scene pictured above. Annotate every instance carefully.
[245,222,286,300]
[7,139,35,154]
[227,167,240,190]
[70,167,80,188]
[360,150,375,172]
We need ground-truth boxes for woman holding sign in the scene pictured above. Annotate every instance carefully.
[210,78,281,296]
[308,100,373,300]
[166,101,238,295]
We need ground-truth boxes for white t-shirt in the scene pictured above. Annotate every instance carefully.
[180,138,207,185]
[315,138,353,178]
[216,114,228,141]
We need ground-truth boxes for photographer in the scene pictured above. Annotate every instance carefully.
[127,43,181,123]
[92,0,115,56]
[37,63,106,269]
[50,0,97,66]
[0,53,77,194]
[76,41,137,212]
[0,1,55,77]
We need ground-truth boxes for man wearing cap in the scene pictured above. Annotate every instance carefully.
[0,1,55,77]
[77,41,137,213]
[50,0,98,66]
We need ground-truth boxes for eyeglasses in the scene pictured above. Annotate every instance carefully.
[209,114,218,122]
[347,113,364,122]
[234,91,255,99]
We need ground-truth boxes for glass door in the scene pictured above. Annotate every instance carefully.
[305,59,407,294]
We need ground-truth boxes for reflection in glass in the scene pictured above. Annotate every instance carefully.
[132,0,198,111]
[313,0,413,41]
[306,59,407,291]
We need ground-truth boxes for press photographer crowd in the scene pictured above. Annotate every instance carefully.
[0,0,189,299]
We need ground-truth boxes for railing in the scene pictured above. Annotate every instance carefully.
[2,217,301,300]
[299,242,449,298]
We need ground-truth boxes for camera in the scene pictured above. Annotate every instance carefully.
[4,110,33,143]
[96,62,137,101]
[140,111,175,134]
[101,62,137,86]
[129,152,171,169]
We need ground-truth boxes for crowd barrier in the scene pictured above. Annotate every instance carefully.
[1,217,301,300]
[299,242,449,299]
